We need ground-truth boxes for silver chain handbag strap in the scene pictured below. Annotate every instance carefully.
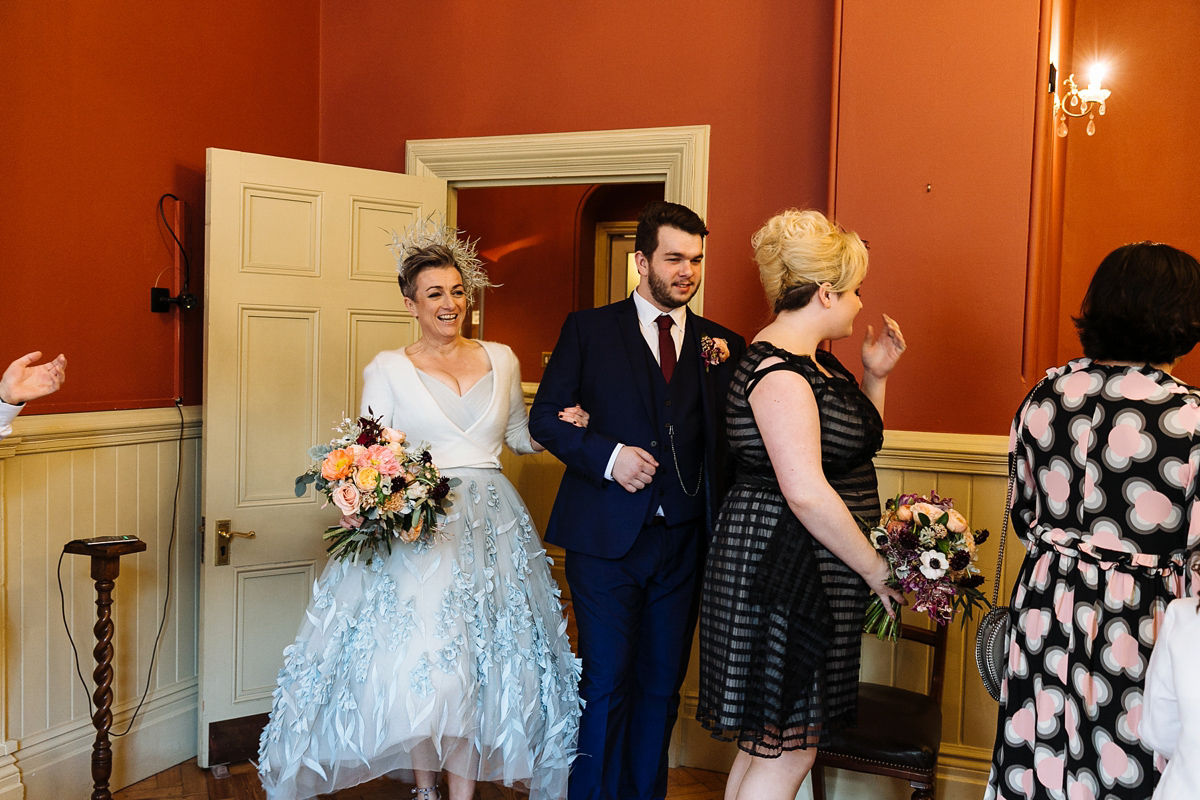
[991,376,1048,607]
[991,449,1019,608]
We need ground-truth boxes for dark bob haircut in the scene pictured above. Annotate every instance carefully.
[634,201,708,261]
[1074,242,1200,364]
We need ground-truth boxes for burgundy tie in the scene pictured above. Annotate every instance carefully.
[656,314,676,383]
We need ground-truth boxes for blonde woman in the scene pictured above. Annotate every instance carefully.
[696,209,906,800]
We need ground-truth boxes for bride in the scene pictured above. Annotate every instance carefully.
[258,221,584,800]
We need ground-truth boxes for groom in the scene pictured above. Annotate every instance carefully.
[530,201,744,800]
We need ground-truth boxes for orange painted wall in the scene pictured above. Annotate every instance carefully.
[318,0,835,367]
[3,0,1064,434]
[831,0,1042,434]
[1057,0,1200,384]
[0,0,320,414]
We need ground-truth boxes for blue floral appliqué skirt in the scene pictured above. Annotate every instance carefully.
[258,468,581,800]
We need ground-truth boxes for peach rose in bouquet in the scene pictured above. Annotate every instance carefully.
[331,483,362,515]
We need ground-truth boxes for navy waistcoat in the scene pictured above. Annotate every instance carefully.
[643,326,706,526]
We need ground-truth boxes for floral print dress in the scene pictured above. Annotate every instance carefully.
[986,359,1200,800]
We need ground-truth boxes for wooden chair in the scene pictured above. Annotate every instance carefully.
[810,622,948,800]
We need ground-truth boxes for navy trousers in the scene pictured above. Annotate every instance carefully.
[565,517,703,800]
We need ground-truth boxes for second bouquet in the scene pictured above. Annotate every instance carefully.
[862,492,989,641]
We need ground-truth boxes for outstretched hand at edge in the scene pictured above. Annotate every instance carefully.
[0,352,67,406]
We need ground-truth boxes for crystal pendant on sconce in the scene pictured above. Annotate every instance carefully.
[1057,117,1069,137]
[1098,102,1106,116]
[1086,114,1096,136]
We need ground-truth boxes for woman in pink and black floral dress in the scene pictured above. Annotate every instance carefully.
[986,243,1200,800]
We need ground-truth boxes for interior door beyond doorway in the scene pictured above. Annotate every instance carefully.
[594,220,639,307]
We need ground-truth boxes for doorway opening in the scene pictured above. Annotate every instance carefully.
[455,182,663,384]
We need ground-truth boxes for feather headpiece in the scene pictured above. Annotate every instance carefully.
[388,213,493,303]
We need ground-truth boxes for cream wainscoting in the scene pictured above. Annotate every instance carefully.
[0,407,202,799]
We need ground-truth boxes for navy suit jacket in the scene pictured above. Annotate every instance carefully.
[530,297,745,559]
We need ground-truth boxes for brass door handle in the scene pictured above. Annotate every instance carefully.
[214,519,255,566]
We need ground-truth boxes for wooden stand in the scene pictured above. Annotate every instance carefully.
[62,538,148,800]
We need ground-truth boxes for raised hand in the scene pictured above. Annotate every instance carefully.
[862,313,906,379]
[612,446,658,493]
[0,352,67,405]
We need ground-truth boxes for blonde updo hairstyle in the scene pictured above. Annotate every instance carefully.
[752,209,869,313]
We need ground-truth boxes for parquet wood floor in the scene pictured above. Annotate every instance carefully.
[112,759,729,800]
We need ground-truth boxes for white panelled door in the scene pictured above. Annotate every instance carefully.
[200,149,446,765]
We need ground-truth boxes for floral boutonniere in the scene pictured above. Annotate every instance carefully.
[700,335,730,371]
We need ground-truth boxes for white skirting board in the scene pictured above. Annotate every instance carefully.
[14,683,198,799]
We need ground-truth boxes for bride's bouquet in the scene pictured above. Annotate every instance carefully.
[295,413,456,562]
[862,492,989,641]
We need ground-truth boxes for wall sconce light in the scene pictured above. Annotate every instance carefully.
[1054,62,1111,137]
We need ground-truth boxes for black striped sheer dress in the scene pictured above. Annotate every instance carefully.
[697,342,884,756]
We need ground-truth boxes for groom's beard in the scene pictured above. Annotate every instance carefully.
[648,268,700,310]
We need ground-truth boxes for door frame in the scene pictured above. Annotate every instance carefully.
[405,125,710,314]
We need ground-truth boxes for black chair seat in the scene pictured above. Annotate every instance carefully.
[822,682,942,772]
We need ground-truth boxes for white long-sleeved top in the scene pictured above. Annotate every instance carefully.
[1143,596,1200,800]
[0,402,20,442]
[359,340,536,470]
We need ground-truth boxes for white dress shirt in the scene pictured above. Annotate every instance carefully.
[0,402,20,442]
[1143,596,1200,800]
[603,291,688,480]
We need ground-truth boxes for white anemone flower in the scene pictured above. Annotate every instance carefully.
[919,550,949,580]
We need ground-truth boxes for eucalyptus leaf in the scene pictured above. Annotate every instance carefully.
[307,443,334,460]
[294,473,316,497]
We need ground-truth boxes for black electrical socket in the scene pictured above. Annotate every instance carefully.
[151,287,171,312]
